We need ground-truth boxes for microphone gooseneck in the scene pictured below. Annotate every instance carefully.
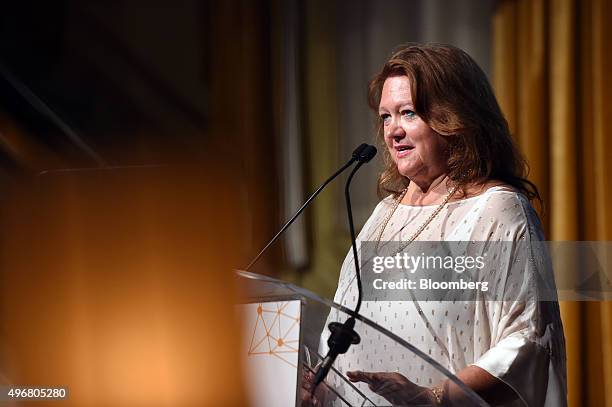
[244,144,368,271]
[346,144,377,314]
[311,145,377,393]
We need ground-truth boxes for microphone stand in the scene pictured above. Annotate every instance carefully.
[245,144,367,271]
[311,145,377,393]
[241,143,377,398]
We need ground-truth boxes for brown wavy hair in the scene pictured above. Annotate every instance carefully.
[368,44,540,203]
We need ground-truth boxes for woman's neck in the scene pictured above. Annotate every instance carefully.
[402,174,452,206]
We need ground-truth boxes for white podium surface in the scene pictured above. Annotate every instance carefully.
[238,300,301,407]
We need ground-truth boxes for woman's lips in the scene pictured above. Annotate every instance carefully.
[395,146,414,158]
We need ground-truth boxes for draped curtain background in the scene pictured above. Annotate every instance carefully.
[493,0,612,405]
[275,0,611,404]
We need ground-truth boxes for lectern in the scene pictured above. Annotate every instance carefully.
[235,271,488,407]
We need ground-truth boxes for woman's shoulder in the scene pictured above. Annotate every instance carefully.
[476,184,535,213]
[458,181,529,207]
[356,195,400,239]
[372,194,398,214]
[455,180,515,199]
[469,184,543,239]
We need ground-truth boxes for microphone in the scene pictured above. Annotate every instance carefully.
[345,144,376,315]
[311,145,377,392]
[355,144,377,163]
[244,143,369,271]
[351,143,368,161]
[311,317,360,392]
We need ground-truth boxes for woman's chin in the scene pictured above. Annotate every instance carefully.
[396,165,421,180]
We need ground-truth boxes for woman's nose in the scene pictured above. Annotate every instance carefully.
[386,117,405,140]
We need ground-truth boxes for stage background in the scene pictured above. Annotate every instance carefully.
[0,0,609,405]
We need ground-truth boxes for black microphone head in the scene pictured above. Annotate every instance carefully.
[358,145,377,162]
[351,143,368,160]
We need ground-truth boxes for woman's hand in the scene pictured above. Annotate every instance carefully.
[347,370,437,406]
[300,369,337,407]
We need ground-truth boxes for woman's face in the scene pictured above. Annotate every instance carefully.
[379,75,449,186]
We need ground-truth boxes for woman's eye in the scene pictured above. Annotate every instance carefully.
[380,114,391,124]
[402,110,416,119]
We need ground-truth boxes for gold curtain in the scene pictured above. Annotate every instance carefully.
[295,0,351,296]
[493,0,612,405]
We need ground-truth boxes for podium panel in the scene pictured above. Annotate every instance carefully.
[236,271,489,407]
[238,300,302,407]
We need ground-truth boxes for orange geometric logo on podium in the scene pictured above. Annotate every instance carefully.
[247,302,300,368]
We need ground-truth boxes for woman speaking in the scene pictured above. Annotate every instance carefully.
[316,44,566,406]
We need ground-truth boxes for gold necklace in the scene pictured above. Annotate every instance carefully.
[374,185,458,253]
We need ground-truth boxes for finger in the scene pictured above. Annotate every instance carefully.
[347,370,376,383]
[300,390,314,407]
[369,372,386,383]
[375,380,394,392]
[377,383,400,397]
[368,376,392,393]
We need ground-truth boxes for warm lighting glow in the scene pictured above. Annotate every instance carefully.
[0,164,247,406]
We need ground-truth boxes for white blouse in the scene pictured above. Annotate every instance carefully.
[322,187,567,406]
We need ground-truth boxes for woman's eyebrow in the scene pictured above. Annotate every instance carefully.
[379,101,414,112]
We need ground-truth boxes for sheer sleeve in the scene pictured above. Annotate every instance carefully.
[472,196,567,407]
